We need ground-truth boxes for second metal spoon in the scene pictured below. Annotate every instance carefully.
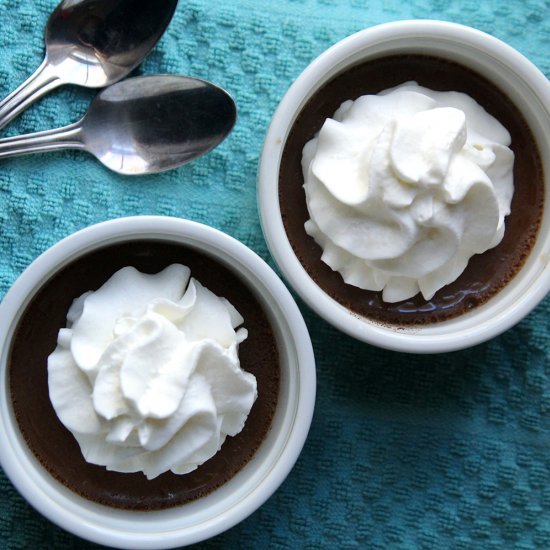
[0,75,237,175]
[0,0,178,131]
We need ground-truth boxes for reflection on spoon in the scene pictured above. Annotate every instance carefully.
[0,75,237,175]
[0,0,178,130]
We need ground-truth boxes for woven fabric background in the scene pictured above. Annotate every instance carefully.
[0,0,549,548]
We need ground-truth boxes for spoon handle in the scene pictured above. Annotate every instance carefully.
[0,122,83,158]
[0,59,62,132]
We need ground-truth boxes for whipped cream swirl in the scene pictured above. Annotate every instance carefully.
[302,82,515,302]
[48,264,257,480]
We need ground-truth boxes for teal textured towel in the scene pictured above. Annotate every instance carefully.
[1,0,549,548]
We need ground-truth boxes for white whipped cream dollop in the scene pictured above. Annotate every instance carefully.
[48,264,257,480]
[302,82,515,302]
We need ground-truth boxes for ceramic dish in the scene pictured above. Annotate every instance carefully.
[258,20,550,353]
[0,216,316,549]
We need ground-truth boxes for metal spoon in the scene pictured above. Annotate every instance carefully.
[0,0,178,131]
[0,75,237,175]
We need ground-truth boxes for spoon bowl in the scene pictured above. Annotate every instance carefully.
[0,0,178,130]
[0,75,237,175]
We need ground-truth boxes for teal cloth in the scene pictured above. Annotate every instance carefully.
[1,0,549,548]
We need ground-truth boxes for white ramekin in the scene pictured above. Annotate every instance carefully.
[0,216,316,549]
[258,20,550,354]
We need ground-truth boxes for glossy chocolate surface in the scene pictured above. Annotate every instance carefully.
[279,55,544,324]
[9,240,280,510]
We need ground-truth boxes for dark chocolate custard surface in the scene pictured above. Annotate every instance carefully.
[279,55,544,324]
[9,241,280,510]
